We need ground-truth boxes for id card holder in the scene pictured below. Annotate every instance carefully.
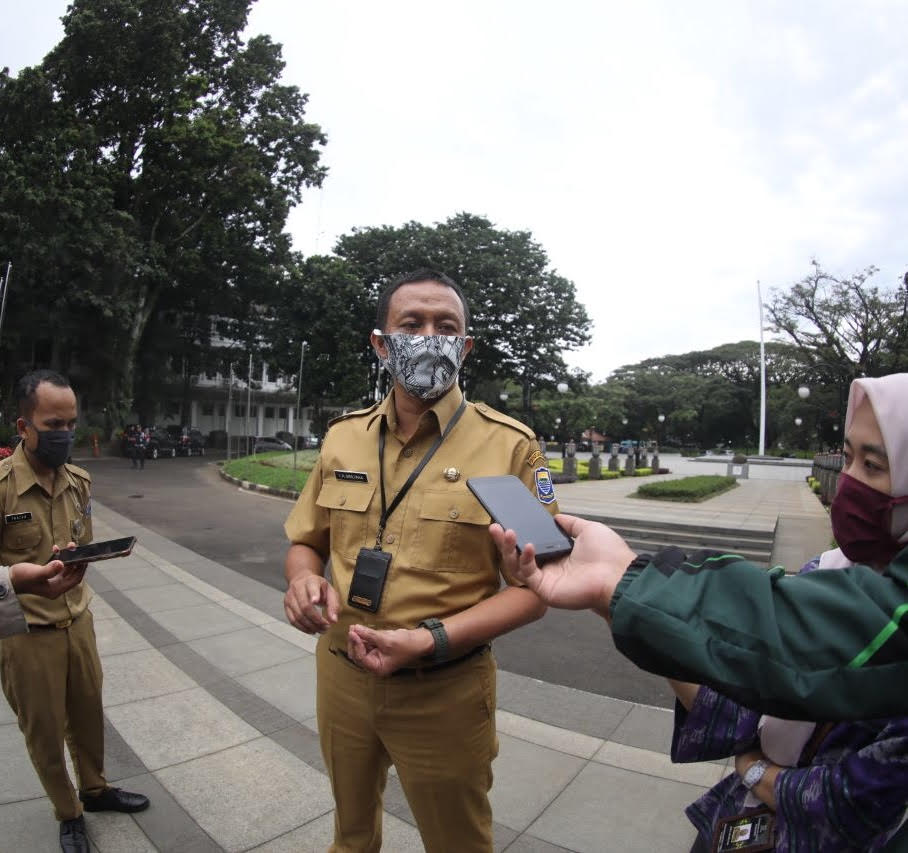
[348,547,392,613]
[711,807,775,852]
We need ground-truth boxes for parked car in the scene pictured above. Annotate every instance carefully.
[166,425,206,456]
[145,428,178,459]
[275,431,321,450]
[253,436,293,454]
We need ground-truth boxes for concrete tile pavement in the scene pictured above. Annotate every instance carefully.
[1,500,726,852]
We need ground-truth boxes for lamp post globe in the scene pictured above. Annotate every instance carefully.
[556,382,569,394]
[797,385,810,400]
[657,414,665,423]
[499,391,508,403]
[794,417,803,427]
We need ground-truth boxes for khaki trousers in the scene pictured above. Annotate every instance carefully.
[1,609,107,820]
[317,636,498,853]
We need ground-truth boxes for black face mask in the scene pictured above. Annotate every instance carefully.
[26,421,75,469]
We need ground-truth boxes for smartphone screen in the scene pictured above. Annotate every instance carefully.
[467,475,573,564]
[54,536,137,565]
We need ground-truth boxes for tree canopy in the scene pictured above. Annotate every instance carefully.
[335,213,592,403]
[0,0,325,429]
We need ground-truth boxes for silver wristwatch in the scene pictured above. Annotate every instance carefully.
[741,758,770,790]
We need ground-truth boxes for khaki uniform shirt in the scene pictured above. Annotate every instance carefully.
[284,385,558,648]
[0,444,93,626]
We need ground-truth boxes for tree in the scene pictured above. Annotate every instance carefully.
[266,254,375,423]
[765,260,908,384]
[0,0,325,431]
[335,213,592,418]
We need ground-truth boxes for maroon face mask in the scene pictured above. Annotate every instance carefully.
[830,473,908,566]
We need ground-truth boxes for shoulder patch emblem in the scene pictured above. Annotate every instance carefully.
[534,467,556,504]
[527,450,546,469]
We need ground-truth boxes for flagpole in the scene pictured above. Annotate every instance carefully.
[758,281,766,457]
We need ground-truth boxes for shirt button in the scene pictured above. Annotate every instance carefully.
[338,496,347,506]
[385,534,395,544]
[449,509,459,519]
[403,448,414,458]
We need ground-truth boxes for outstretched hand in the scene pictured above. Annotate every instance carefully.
[9,559,85,599]
[490,514,636,621]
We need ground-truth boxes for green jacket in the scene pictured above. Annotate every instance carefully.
[609,547,908,721]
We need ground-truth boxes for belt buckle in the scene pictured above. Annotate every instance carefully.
[55,618,73,629]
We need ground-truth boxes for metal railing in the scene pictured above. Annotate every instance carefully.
[811,452,844,504]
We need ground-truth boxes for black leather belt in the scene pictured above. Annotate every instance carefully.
[332,643,489,676]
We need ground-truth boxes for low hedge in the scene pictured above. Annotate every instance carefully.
[636,475,737,502]
[222,452,316,492]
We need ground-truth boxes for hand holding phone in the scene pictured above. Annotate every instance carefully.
[467,475,573,564]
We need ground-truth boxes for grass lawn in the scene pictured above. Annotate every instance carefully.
[222,450,318,492]
[636,475,737,502]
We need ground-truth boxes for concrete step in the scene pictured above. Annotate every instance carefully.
[575,515,774,567]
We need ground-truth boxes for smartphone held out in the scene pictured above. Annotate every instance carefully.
[52,536,137,565]
[467,475,573,564]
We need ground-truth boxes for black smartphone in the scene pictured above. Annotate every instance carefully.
[52,536,137,565]
[467,475,573,564]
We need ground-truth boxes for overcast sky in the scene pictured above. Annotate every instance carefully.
[5,1,908,379]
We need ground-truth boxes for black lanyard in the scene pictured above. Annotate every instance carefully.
[375,398,467,548]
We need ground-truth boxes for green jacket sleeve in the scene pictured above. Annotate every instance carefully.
[609,547,908,720]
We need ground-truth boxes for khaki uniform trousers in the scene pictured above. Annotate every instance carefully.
[0,609,106,820]
[317,636,498,853]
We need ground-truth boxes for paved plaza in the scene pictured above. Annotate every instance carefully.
[0,464,831,852]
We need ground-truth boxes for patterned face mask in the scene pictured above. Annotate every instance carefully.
[375,332,468,400]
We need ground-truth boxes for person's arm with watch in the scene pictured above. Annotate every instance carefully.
[346,586,546,676]
[734,750,780,809]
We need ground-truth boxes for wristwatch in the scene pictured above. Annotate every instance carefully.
[418,618,449,663]
[741,758,771,790]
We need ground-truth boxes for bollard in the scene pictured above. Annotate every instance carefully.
[91,434,100,457]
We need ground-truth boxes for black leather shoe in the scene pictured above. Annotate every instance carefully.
[60,815,89,853]
[80,786,150,813]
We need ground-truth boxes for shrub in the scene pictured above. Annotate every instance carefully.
[636,475,737,502]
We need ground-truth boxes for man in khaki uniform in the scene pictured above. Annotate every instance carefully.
[0,370,149,853]
[284,270,558,853]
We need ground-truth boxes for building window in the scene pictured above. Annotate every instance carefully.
[202,404,214,416]
[278,407,288,419]
[265,407,275,419]
[218,404,226,417]
[234,404,246,418]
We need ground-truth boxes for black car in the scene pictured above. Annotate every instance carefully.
[145,428,178,459]
[166,425,206,456]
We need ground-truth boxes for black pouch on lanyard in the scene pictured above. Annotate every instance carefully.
[348,547,393,613]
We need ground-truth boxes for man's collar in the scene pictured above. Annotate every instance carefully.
[366,385,465,435]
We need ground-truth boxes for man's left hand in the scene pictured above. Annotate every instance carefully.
[347,624,432,676]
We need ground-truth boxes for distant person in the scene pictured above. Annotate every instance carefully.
[489,378,908,722]
[0,370,149,853]
[669,372,908,852]
[283,270,554,852]
[131,425,148,469]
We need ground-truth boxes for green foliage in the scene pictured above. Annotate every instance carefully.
[766,260,908,380]
[0,0,326,428]
[636,475,737,501]
[334,213,592,401]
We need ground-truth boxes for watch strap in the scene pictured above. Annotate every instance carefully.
[418,618,449,662]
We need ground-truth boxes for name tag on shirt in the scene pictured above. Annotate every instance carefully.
[5,512,32,524]
[335,470,369,483]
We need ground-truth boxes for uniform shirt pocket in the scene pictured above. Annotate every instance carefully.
[411,490,492,572]
[2,521,43,554]
[316,479,377,558]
